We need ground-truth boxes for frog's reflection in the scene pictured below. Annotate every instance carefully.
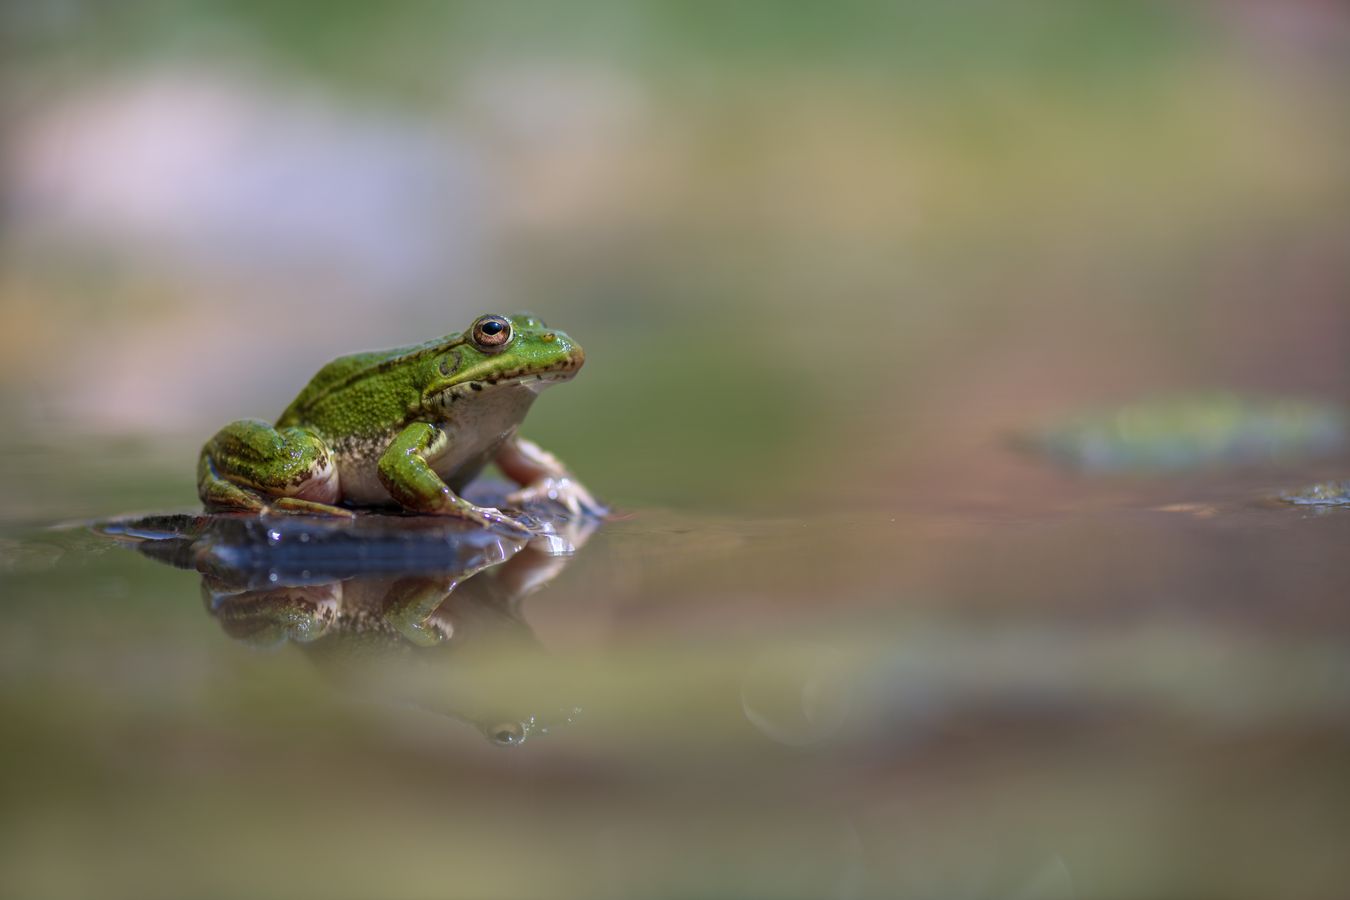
[205,542,588,746]
[104,511,598,745]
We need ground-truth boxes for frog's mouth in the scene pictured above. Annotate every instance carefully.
[520,366,582,393]
[494,349,585,393]
[450,352,583,396]
[444,348,585,397]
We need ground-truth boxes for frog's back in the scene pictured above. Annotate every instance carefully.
[276,339,445,432]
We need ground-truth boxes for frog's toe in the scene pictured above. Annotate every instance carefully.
[470,505,548,537]
[507,478,607,519]
[268,497,357,518]
[202,484,268,514]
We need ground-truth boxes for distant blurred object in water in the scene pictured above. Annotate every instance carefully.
[1022,393,1347,472]
[1281,480,1350,507]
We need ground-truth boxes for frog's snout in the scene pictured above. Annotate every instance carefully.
[546,331,585,371]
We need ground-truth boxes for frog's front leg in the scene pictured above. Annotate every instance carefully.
[199,419,352,517]
[497,436,607,518]
[377,423,535,532]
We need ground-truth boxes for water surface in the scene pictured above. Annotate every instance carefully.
[3,462,1349,900]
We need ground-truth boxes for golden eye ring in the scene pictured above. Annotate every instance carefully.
[470,315,513,352]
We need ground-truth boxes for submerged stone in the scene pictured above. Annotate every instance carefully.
[97,512,526,585]
[93,481,591,584]
[1024,393,1347,472]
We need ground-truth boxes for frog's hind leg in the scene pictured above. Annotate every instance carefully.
[198,419,350,517]
[498,435,607,518]
[198,453,268,514]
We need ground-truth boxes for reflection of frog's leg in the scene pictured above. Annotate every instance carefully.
[498,436,606,517]
[377,423,534,532]
[381,576,462,647]
[199,418,351,517]
[497,523,594,599]
[204,579,340,648]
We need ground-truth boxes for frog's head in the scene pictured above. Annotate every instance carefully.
[430,313,585,399]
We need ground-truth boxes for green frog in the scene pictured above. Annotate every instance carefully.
[198,313,602,533]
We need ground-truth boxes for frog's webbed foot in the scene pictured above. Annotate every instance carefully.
[505,477,606,519]
[202,488,354,518]
[496,436,607,519]
[457,503,550,538]
[269,497,356,518]
[202,486,354,519]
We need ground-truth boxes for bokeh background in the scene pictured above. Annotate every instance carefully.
[3,4,1350,900]
[2,0,1347,521]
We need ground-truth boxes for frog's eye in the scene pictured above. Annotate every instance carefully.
[471,315,513,352]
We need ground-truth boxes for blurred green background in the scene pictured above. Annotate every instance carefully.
[2,0,1346,521]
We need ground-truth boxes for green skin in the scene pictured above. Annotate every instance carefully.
[198,313,601,533]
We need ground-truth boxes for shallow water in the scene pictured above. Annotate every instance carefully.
[3,464,1349,900]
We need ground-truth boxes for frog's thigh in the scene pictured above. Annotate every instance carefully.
[198,451,268,513]
[200,419,340,504]
[376,423,458,513]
